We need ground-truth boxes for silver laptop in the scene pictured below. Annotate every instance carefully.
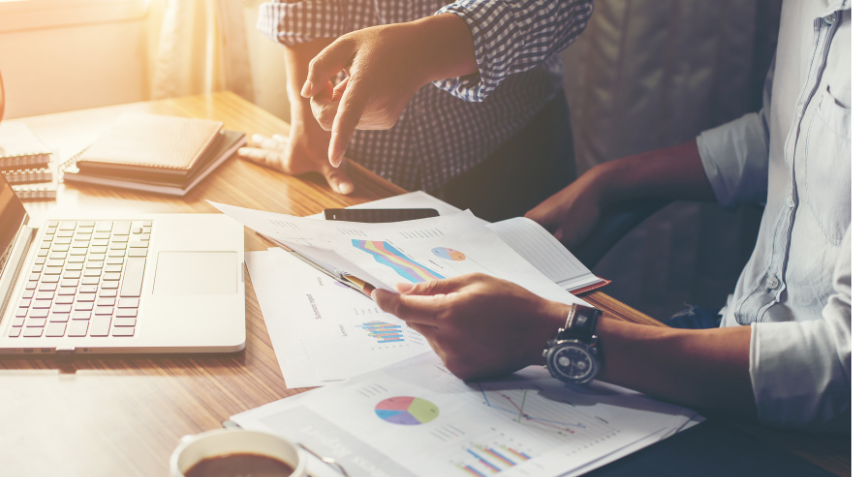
[0,173,245,354]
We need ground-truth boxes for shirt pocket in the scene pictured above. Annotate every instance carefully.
[804,85,851,245]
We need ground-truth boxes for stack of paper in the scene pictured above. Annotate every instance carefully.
[232,353,702,477]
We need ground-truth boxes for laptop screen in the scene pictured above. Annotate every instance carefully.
[0,172,28,278]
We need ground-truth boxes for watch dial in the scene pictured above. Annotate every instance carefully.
[554,345,594,380]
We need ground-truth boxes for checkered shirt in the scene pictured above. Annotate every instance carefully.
[257,1,593,192]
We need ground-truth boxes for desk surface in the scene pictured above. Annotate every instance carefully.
[0,92,847,476]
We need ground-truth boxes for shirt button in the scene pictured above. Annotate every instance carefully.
[767,276,780,290]
[786,195,795,207]
[826,12,837,24]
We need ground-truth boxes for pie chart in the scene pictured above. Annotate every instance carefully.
[431,247,466,261]
[375,396,439,425]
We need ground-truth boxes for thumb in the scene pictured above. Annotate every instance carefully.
[321,158,354,195]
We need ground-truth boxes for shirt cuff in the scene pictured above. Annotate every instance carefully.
[696,111,770,209]
[257,1,346,47]
[750,320,851,432]
[431,4,513,102]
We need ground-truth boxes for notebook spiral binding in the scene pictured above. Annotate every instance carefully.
[56,145,91,184]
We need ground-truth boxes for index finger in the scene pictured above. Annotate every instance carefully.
[329,79,368,167]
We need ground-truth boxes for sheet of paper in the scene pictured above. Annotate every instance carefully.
[313,192,600,293]
[213,202,587,307]
[232,353,701,477]
[246,249,433,388]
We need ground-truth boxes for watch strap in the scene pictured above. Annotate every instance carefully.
[557,304,601,342]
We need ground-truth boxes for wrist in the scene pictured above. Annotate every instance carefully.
[527,301,574,366]
[408,13,477,86]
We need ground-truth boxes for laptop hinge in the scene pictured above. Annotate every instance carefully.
[0,225,36,324]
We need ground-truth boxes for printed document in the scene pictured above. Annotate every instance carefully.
[232,353,702,477]
[246,248,430,388]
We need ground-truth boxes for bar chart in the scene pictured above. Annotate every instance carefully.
[358,321,405,344]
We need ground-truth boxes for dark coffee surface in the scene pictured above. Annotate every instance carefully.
[184,453,294,477]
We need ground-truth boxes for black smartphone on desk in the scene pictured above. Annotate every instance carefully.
[324,208,439,223]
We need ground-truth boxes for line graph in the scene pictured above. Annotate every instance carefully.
[477,384,615,440]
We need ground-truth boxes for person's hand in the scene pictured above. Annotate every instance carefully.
[237,117,354,195]
[302,14,476,167]
[524,169,608,249]
[373,274,568,380]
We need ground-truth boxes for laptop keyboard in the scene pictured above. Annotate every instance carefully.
[8,220,151,339]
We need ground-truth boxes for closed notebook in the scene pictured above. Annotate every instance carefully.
[75,113,223,177]
[0,121,52,170]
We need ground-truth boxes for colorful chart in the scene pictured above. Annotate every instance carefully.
[375,396,439,425]
[456,445,531,476]
[357,321,404,343]
[431,247,466,261]
[352,240,444,283]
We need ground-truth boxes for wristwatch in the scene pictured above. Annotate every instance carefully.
[542,304,603,384]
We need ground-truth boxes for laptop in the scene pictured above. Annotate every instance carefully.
[0,172,245,354]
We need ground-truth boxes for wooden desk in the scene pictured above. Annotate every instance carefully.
[0,93,847,476]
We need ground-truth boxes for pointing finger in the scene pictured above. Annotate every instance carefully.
[329,79,368,167]
[321,158,354,195]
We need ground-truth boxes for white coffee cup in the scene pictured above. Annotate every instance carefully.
[170,428,306,477]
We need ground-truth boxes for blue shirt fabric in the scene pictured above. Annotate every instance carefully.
[696,0,850,432]
[256,0,593,191]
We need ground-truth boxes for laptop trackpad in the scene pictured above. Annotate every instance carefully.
[153,252,237,295]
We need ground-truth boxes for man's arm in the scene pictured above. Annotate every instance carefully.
[373,275,756,417]
[526,140,716,247]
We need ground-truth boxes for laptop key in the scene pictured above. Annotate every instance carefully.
[139,234,150,241]
[54,237,72,245]
[113,317,136,327]
[32,300,52,308]
[111,327,135,337]
[8,327,21,338]
[23,327,43,337]
[82,277,99,285]
[95,222,112,232]
[67,256,85,263]
[111,236,128,243]
[11,317,25,327]
[22,290,34,299]
[29,308,49,318]
[50,312,70,322]
[29,309,49,319]
[109,243,127,250]
[52,244,70,252]
[19,299,31,308]
[117,298,139,308]
[71,311,91,320]
[90,246,107,254]
[120,258,145,297]
[35,257,46,265]
[59,221,76,231]
[129,241,148,248]
[76,293,96,302]
[103,272,121,281]
[92,239,108,246]
[74,302,94,311]
[89,316,111,336]
[26,318,46,327]
[35,291,54,300]
[67,320,89,337]
[58,286,76,295]
[94,232,110,239]
[25,281,38,290]
[15,309,27,318]
[83,269,101,277]
[79,285,97,293]
[63,271,82,279]
[66,263,83,271]
[109,250,126,258]
[52,305,72,314]
[69,248,87,256]
[43,267,62,275]
[116,309,137,317]
[105,265,122,273]
[86,262,104,269]
[102,281,119,289]
[45,322,67,337]
[42,275,60,284]
[95,306,113,315]
[97,298,115,307]
[40,241,51,249]
[31,265,43,273]
[60,279,78,287]
[99,289,117,298]
[113,222,131,235]
[37,250,49,257]
[128,249,147,258]
[72,240,90,248]
[55,296,74,305]
[28,273,40,282]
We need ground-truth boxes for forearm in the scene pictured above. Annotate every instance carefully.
[285,38,334,119]
[536,303,755,416]
[589,140,717,206]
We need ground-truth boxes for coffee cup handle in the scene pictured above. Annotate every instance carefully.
[298,443,351,477]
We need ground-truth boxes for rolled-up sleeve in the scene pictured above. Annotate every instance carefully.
[696,60,774,208]
[257,0,372,46]
[750,226,851,432]
[433,0,593,102]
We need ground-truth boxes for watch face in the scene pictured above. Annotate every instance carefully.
[549,342,596,383]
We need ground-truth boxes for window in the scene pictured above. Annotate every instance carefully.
[0,0,149,33]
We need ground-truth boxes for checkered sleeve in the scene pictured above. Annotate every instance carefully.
[257,0,373,46]
[433,0,593,102]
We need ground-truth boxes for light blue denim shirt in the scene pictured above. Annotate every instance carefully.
[697,0,850,432]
